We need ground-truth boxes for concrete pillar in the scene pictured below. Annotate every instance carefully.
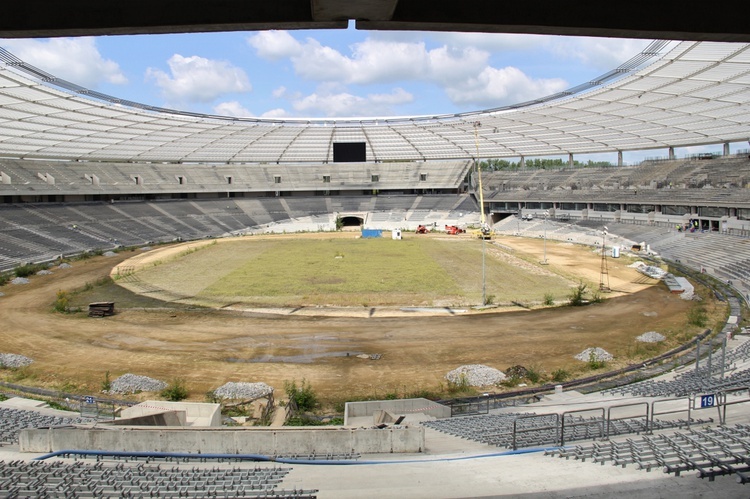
[617,151,623,167]
[519,156,525,169]
[724,142,730,156]
[568,153,574,168]
[668,147,675,160]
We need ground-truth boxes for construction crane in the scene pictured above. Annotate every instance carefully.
[474,122,492,240]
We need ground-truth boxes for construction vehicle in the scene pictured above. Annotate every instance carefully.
[416,225,429,234]
[445,225,465,235]
[477,222,492,240]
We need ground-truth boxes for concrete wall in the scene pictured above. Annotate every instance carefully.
[19,425,424,454]
[120,400,221,427]
[344,398,450,425]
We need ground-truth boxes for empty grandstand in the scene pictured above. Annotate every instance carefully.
[1,20,750,499]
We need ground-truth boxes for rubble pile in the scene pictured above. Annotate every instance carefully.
[0,353,33,368]
[636,331,666,343]
[446,364,506,386]
[574,347,613,362]
[108,374,167,394]
[213,382,274,400]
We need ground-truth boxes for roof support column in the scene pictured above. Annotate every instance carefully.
[668,147,675,160]
[568,153,574,168]
[723,142,730,156]
[617,151,623,167]
[519,156,525,169]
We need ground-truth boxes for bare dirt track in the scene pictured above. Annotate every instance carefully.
[0,236,711,401]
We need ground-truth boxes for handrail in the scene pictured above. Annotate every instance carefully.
[606,401,649,439]
[560,407,605,446]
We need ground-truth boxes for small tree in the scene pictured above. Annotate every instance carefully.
[101,370,112,393]
[568,282,588,306]
[161,378,189,401]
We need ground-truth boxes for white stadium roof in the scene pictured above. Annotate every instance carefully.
[0,40,749,164]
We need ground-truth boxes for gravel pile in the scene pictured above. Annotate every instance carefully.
[0,353,34,368]
[446,364,506,386]
[36,269,53,275]
[58,263,72,269]
[636,331,666,343]
[11,277,29,285]
[213,382,274,400]
[574,347,613,362]
[108,373,167,394]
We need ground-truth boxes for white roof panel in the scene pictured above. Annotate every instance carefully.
[0,41,748,162]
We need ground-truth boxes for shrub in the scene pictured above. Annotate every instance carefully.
[101,370,112,392]
[587,351,607,370]
[525,365,543,384]
[284,378,318,412]
[543,293,555,306]
[14,263,45,278]
[568,282,588,306]
[161,378,189,401]
[687,304,708,327]
[53,290,70,313]
[500,376,522,388]
[551,368,569,382]
[447,373,470,394]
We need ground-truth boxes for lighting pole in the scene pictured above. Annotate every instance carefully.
[599,226,611,291]
[473,121,486,306]
[541,210,549,265]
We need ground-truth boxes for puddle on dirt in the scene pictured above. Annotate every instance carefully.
[225,351,363,364]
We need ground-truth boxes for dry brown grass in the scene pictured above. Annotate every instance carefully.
[0,233,725,403]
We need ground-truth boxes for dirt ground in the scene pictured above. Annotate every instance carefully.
[0,234,713,402]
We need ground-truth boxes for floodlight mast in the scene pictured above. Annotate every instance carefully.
[473,121,487,306]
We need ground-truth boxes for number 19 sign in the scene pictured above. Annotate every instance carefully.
[698,394,716,408]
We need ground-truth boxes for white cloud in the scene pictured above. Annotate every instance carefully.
[272,86,301,100]
[1,38,126,87]
[428,32,549,52]
[247,31,302,60]
[292,87,413,117]
[246,31,572,108]
[291,38,354,82]
[546,37,652,71]
[273,37,490,87]
[261,108,291,118]
[145,54,251,103]
[213,101,253,117]
[445,66,568,107]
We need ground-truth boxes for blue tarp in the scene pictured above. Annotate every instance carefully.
[361,229,382,238]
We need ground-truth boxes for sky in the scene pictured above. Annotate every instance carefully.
[0,28,652,119]
[0,28,742,162]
